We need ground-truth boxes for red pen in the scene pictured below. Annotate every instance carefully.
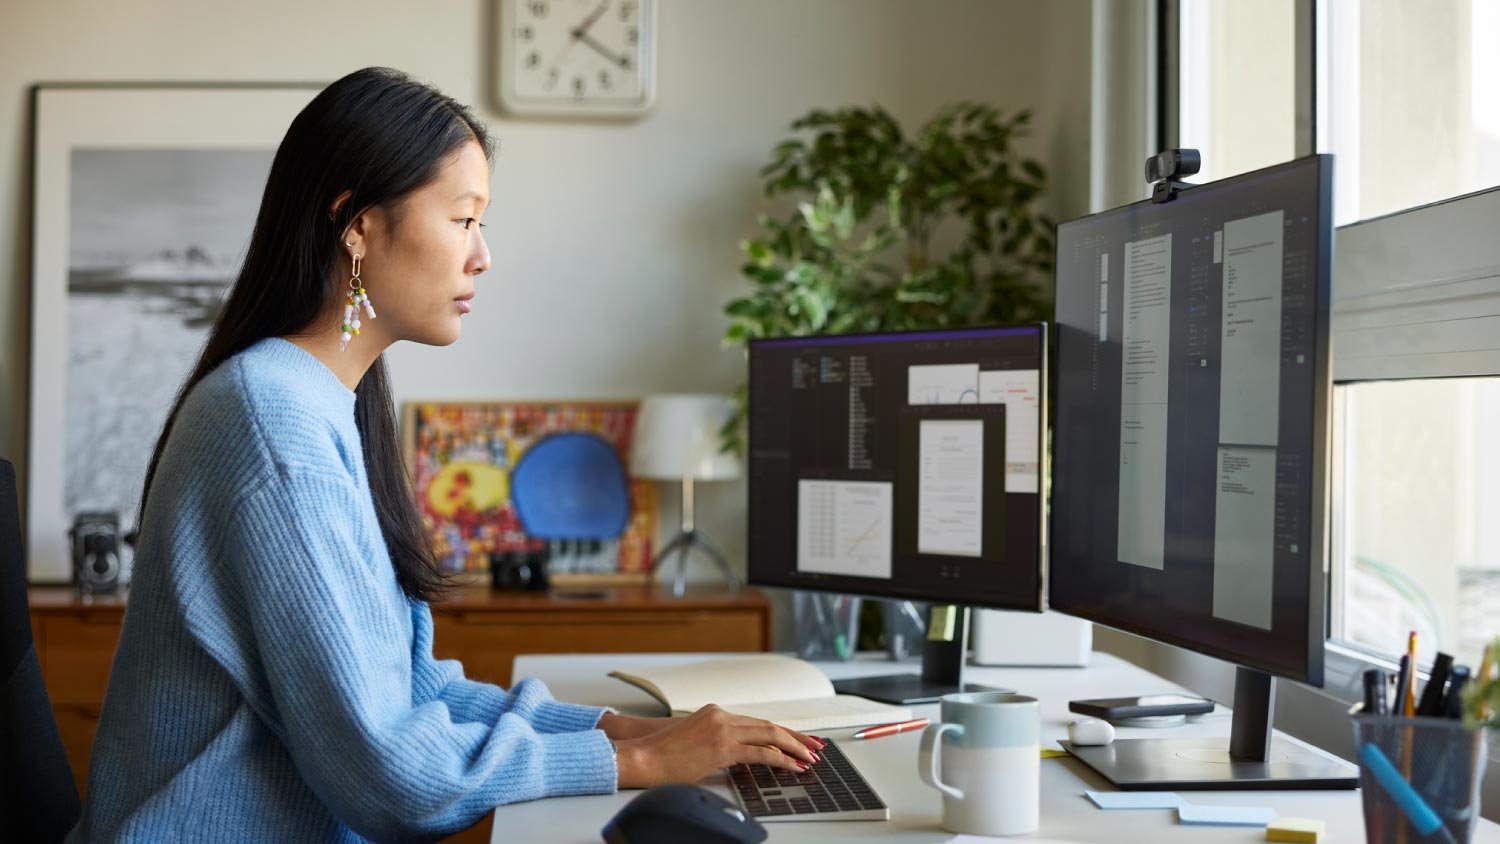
[851,718,930,740]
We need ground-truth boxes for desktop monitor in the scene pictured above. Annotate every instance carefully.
[746,324,1047,704]
[1051,154,1355,789]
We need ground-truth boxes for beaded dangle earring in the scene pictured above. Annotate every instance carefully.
[339,243,377,352]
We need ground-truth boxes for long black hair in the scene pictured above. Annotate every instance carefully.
[140,67,494,604]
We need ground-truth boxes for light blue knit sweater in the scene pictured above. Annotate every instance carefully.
[67,337,618,843]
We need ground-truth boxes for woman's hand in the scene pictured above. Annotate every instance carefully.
[597,712,672,741]
[613,704,826,789]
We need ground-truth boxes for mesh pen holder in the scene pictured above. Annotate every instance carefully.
[792,592,861,661]
[1351,713,1488,844]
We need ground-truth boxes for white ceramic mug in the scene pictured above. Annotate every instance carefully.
[918,691,1040,836]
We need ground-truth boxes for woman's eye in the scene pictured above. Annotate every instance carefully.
[459,218,488,231]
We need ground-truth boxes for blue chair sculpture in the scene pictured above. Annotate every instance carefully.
[511,432,631,543]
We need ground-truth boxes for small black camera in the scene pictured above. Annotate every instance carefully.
[70,511,122,595]
[490,549,550,591]
[1145,148,1201,184]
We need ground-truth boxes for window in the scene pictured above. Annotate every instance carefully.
[1176,0,1298,183]
[1320,0,1500,225]
[1333,378,1500,671]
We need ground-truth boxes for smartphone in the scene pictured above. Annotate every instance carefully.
[1068,694,1215,720]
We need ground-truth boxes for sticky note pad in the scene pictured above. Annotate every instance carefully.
[927,605,957,641]
[1085,791,1186,810]
[1266,818,1325,842]
[1040,748,1069,759]
[1177,804,1277,826]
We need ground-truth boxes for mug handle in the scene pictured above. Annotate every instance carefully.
[918,722,966,801]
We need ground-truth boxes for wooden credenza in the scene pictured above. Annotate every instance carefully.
[27,583,771,833]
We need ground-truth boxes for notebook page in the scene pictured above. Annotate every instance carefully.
[608,655,836,712]
[722,696,914,732]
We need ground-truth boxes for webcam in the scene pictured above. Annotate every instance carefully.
[1145,148,1201,184]
[1145,148,1201,203]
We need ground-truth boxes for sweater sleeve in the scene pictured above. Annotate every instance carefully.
[408,600,617,733]
[196,470,618,841]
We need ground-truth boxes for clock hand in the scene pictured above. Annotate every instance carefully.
[546,35,578,72]
[575,0,610,38]
[571,29,630,68]
[543,2,606,81]
[542,15,587,82]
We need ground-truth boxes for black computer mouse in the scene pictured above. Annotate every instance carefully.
[601,783,767,844]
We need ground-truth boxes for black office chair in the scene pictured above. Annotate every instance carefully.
[0,457,82,842]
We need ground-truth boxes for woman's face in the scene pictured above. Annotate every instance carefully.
[347,139,492,347]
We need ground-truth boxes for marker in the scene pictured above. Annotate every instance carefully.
[1359,743,1459,844]
[1362,668,1389,716]
[1417,652,1454,717]
[852,718,930,740]
[1393,655,1411,717]
[1442,666,1471,720]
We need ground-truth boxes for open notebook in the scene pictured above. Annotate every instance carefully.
[607,655,913,732]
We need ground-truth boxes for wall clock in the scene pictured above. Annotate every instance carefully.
[498,0,657,118]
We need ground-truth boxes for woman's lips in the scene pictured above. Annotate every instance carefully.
[456,299,472,314]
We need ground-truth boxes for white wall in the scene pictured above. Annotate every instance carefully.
[0,1,1091,642]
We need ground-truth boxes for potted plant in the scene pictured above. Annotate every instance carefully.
[720,101,1057,452]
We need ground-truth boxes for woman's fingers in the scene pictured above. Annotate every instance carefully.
[791,728,826,751]
[697,705,825,764]
[740,724,818,764]
[750,743,809,772]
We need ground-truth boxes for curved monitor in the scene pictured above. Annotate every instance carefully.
[1050,155,1334,686]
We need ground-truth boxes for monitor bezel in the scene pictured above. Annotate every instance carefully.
[1048,154,1334,687]
[745,322,1049,613]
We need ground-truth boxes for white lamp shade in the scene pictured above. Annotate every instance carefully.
[630,394,741,481]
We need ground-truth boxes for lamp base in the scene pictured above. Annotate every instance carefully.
[651,529,740,598]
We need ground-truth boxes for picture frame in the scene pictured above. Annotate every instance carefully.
[401,400,658,587]
[25,82,324,583]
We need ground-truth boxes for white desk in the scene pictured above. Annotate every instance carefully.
[492,651,1500,844]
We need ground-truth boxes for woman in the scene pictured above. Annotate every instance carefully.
[68,67,821,843]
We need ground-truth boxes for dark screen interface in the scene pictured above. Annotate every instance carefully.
[1051,156,1330,682]
[747,326,1045,609]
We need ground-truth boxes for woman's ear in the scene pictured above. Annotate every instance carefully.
[327,188,354,221]
[342,213,370,254]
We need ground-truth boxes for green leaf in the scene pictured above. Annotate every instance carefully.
[799,200,828,233]
[742,239,775,266]
[834,196,855,240]
[724,299,758,318]
[799,290,828,330]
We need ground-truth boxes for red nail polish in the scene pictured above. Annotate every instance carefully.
[798,761,809,771]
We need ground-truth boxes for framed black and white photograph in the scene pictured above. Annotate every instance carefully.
[26,83,321,583]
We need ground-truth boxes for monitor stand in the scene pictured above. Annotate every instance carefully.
[830,606,1010,705]
[1061,666,1359,790]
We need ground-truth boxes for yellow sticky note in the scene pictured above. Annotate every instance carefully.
[927,605,957,642]
[1040,748,1068,759]
[1265,817,1324,843]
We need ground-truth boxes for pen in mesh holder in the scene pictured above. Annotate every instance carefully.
[1351,713,1488,844]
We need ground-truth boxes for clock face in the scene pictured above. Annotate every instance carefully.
[500,0,656,117]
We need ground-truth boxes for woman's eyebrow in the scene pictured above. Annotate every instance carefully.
[452,190,490,208]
